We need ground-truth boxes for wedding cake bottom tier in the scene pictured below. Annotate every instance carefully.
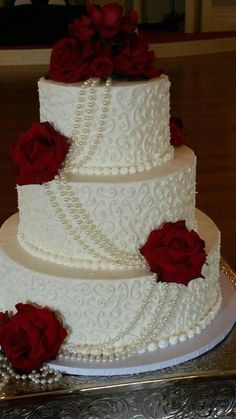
[0,210,221,360]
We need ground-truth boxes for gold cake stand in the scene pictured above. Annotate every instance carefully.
[0,258,236,418]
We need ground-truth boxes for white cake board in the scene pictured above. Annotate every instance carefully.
[48,274,236,376]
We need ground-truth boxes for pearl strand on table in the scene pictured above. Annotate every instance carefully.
[0,354,61,386]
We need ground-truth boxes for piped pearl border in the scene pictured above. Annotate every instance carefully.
[17,230,146,271]
[71,148,174,176]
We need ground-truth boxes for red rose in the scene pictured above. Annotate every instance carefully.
[113,34,163,79]
[47,4,162,82]
[91,56,113,78]
[170,116,185,147]
[120,9,138,34]
[87,2,123,39]
[0,303,67,372]
[86,1,101,24]
[70,15,95,41]
[48,37,94,83]
[140,221,207,286]
[11,122,70,186]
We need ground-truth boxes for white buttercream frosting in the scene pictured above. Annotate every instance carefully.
[38,75,173,175]
[0,67,223,364]
[17,146,196,271]
[0,211,221,360]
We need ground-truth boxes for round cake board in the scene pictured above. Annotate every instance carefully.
[48,274,236,376]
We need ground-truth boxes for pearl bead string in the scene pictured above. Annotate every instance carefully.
[137,286,182,346]
[77,77,112,169]
[64,77,112,173]
[0,354,61,386]
[64,77,100,173]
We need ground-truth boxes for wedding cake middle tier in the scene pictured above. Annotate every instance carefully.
[17,146,196,271]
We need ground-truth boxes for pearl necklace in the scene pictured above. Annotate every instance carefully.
[0,353,61,386]
[64,77,111,173]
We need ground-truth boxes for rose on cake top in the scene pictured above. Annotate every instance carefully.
[71,2,138,40]
[47,2,163,82]
[11,122,70,186]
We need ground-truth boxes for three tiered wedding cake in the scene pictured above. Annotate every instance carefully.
[0,2,221,366]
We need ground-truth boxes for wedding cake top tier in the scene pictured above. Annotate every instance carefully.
[38,75,173,176]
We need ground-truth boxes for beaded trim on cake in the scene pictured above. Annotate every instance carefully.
[74,150,174,176]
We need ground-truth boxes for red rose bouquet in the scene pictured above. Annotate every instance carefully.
[0,303,67,372]
[11,121,70,186]
[48,2,162,82]
[140,221,207,286]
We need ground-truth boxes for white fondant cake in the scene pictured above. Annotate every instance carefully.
[0,74,222,362]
